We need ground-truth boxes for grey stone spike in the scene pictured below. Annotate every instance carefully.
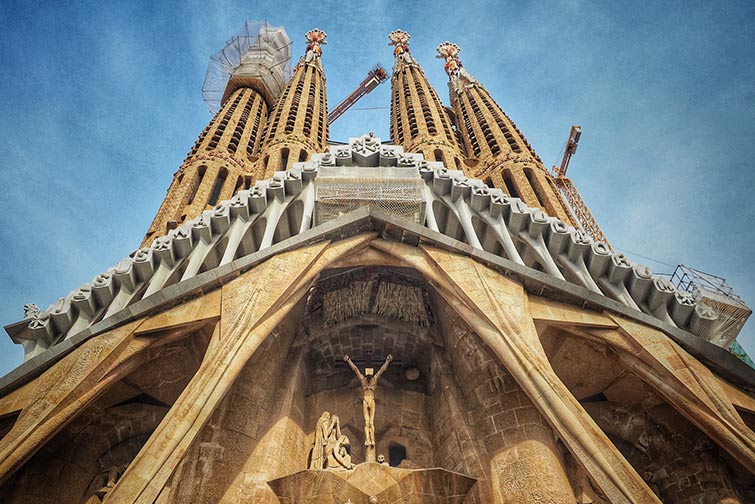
[469,184,490,212]
[27,312,53,346]
[71,284,97,318]
[301,160,320,181]
[49,296,74,334]
[380,146,399,166]
[566,230,592,263]
[627,264,654,308]
[450,176,472,202]
[545,221,572,256]
[190,215,212,243]
[319,152,336,167]
[334,146,353,166]
[488,191,507,219]
[607,254,633,285]
[113,258,137,292]
[586,242,613,279]
[249,185,267,213]
[210,203,231,235]
[172,225,194,258]
[284,170,303,196]
[267,176,286,202]
[505,199,531,233]
[670,290,696,327]
[526,210,549,239]
[132,248,156,282]
[432,169,452,196]
[92,271,115,307]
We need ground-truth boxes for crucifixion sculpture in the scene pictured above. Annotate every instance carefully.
[343,353,393,463]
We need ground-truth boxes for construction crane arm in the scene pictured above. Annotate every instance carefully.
[551,125,613,250]
[327,65,388,125]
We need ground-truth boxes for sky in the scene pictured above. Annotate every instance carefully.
[0,0,753,376]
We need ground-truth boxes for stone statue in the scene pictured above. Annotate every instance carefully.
[311,411,334,469]
[343,353,393,462]
[310,411,355,470]
[332,434,356,470]
[23,303,40,319]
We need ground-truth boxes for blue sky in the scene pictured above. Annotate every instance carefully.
[0,0,753,376]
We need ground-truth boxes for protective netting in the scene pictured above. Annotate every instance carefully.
[202,20,292,113]
[671,265,752,348]
[314,167,425,225]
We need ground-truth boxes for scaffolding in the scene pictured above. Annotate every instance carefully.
[314,166,425,225]
[670,265,751,348]
[202,21,292,114]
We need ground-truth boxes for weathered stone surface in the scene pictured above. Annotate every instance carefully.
[269,463,476,503]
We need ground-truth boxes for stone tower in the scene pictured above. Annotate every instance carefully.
[142,22,290,247]
[436,41,575,225]
[388,30,465,173]
[256,28,329,180]
[1,24,754,504]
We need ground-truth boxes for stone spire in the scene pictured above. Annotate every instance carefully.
[142,23,290,247]
[436,41,575,225]
[256,28,329,180]
[388,30,465,172]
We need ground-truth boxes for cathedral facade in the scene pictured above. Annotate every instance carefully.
[0,22,753,503]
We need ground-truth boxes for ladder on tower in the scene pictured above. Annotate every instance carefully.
[327,65,388,125]
[551,125,613,251]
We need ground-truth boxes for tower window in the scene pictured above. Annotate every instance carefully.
[280,148,290,171]
[433,149,446,166]
[524,168,547,209]
[502,169,520,199]
[186,166,206,205]
[207,168,228,206]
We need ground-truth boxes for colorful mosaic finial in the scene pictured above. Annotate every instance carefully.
[304,28,327,63]
[436,41,478,93]
[388,30,415,68]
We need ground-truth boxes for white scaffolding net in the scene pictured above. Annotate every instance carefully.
[202,20,292,113]
[314,167,425,225]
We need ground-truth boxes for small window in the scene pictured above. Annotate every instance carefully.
[207,168,228,206]
[389,443,407,467]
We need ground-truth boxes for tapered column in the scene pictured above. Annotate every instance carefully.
[437,42,576,225]
[256,29,329,180]
[142,23,290,247]
[388,30,465,172]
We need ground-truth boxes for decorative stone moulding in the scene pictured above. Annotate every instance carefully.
[7,134,733,360]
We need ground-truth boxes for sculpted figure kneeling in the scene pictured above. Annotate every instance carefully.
[310,411,355,470]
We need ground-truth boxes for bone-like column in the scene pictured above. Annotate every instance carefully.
[370,238,660,503]
[105,234,377,504]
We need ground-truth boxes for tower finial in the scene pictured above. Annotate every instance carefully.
[436,41,478,94]
[303,28,327,69]
[388,30,415,69]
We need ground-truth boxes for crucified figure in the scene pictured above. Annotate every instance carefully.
[343,353,393,463]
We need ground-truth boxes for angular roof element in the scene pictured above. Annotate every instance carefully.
[5,134,752,391]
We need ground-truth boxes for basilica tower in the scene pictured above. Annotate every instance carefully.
[436,42,576,225]
[256,29,329,180]
[388,31,465,173]
[142,23,290,247]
